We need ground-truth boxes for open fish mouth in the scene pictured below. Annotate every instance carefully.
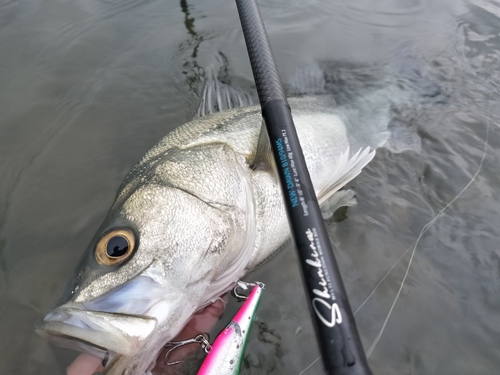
[36,272,174,358]
[37,306,158,357]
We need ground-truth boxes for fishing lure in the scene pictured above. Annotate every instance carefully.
[196,282,264,375]
[163,282,264,374]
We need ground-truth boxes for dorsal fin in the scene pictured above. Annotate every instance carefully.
[290,63,327,96]
[195,73,255,118]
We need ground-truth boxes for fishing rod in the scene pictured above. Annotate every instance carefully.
[234,1,372,374]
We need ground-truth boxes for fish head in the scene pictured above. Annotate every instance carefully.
[37,150,254,372]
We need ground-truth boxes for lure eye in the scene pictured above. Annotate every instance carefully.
[95,228,135,266]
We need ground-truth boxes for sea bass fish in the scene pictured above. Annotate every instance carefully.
[37,89,393,375]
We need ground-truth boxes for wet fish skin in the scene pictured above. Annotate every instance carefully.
[38,94,384,375]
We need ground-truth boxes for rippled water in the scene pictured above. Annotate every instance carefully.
[1,0,500,374]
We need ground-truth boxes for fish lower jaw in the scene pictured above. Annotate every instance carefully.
[37,307,158,357]
[37,325,108,360]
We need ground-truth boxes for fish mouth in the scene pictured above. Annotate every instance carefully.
[37,306,158,357]
[37,266,196,375]
[37,272,174,357]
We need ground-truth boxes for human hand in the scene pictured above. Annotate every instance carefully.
[66,295,228,375]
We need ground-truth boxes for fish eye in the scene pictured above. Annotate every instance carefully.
[95,228,135,266]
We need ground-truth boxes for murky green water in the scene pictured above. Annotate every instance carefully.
[1,0,500,374]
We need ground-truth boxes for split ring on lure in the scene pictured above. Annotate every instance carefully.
[163,282,264,374]
[232,280,265,300]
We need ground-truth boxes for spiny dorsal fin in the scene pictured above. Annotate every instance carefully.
[195,73,255,118]
[290,64,327,96]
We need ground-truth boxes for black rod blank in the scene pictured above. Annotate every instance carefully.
[234,1,372,374]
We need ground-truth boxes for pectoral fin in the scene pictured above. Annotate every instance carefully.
[320,189,357,219]
[317,146,375,205]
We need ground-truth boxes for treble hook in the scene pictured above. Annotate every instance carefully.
[163,333,212,366]
[232,280,265,300]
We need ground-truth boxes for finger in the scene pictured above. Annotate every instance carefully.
[153,295,228,374]
[67,353,103,375]
[179,295,228,339]
[66,295,229,375]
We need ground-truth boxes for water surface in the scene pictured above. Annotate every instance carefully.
[1,0,500,374]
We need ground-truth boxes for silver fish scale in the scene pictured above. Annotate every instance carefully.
[76,95,352,319]
[155,144,249,210]
[38,93,391,375]
[144,107,262,163]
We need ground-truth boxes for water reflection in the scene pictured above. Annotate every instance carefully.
[179,0,206,95]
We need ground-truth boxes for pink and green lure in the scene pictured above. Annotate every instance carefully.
[197,284,263,375]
